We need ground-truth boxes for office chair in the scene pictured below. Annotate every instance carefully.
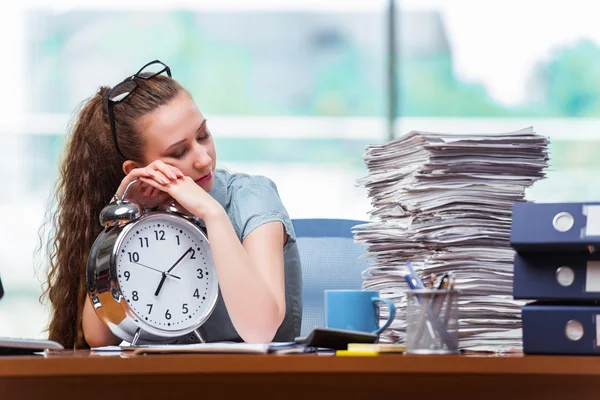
[291,218,372,336]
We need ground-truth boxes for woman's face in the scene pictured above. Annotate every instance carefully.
[137,91,217,192]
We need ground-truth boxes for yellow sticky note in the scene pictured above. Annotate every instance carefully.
[347,343,406,353]
[336,350,378,356]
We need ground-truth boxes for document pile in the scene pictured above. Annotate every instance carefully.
[355,127,549,352]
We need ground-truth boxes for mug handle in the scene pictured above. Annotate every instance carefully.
[372,298,396,335]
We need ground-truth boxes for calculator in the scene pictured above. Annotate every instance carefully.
[294,327,378,350]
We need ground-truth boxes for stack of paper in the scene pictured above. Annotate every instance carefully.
[355,127,549,352]
[92,341,313,356]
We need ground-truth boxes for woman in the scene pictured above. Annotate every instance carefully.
[39,60,302,348]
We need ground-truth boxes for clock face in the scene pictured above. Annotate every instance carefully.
[114,213,218,335]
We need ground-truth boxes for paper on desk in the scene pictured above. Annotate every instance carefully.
[139,342,308,355]
[90,345,133,356]
[132,342,273,355]
[94,342,302,355]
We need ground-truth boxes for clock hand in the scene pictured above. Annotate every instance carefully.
[154,273,167,297]
[166,247,193,274]
[155,247,193,297]
[132,262,181,279]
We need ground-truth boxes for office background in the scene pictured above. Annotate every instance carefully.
[1,0,599,339]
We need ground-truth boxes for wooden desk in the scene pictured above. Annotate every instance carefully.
[1,352,599,399]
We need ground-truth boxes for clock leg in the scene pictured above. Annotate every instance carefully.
[193,329,205,343]
[131,327,142,346]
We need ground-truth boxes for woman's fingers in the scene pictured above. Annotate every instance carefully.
[161,164,182,180]
[146,168,169,185]
[151,160,185,180]
[149,160,173,180]
[138,163,179,185]
[139,176,167,191]
[122,161,184,206]
[138,169,153,178]
[172,166,185,178]
[132,162,184,186]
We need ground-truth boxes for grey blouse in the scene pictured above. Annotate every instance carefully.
[189,168,302,343]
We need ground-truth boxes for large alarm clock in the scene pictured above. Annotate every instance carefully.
[86,180,219,345]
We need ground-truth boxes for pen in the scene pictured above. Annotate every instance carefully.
[438,273,449,290]
[404,270,435,347]
[412,291,435,348]
[403,272,423,303]
[411,275,441,348]
[403,273,419,291]
[406,261,424,289]
[414,272,456,350]
[430,273,436,288]
[431,273,449,315]
[444,273,457,328]
[414,296,455,349]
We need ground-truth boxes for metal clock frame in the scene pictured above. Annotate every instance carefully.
[86,181,219,346]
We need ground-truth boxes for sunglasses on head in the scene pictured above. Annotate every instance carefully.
[107,60,172,158]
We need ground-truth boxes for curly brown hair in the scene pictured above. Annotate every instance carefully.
[38,73,184,348]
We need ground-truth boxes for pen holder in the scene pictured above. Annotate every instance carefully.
[405,289,460,355]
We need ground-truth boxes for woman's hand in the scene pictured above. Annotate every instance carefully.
[139,175,225,220]
[115,160,184,209]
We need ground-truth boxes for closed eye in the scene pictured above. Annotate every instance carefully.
[171,132,211,159]
[172,148,187,159]
[197,131,211,142]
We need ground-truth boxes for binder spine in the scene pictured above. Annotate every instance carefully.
[513,253,600,301]
[522,303,600,355]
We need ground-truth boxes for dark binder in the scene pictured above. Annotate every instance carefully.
[514,252,600,301]
[522,302,600,355]
[510,201,600,252]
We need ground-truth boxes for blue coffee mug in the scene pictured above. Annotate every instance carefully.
[325,290,396,335]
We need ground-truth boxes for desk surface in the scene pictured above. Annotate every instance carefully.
[1,351,599,376]
[1,352,599,400]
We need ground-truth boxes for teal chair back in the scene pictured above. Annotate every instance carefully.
[291,218,371,336]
